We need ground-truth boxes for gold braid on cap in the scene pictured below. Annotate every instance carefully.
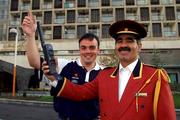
[116,28,138,35]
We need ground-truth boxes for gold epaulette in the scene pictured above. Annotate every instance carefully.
[159,68,170,83]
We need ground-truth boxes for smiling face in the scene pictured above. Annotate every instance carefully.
[79,38,100,66]
[115,34,142,67]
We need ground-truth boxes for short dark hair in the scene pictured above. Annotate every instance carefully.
[79,33,100,48]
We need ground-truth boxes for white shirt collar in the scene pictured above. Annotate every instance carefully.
[119,59,138,73]
[76,59,101,71]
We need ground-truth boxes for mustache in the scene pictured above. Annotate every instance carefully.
[118,47,131,52]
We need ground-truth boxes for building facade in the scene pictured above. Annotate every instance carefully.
[0,0,180,90]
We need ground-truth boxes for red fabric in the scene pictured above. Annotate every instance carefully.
[59,64,176,120]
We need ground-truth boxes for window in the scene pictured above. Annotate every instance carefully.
[44,11,52,24]
[91,9,100,22]
[115,8,124,21]
[152,23,162,37]
[168,73,178,84]
[126,0,134,5]
[88,25,100,37]
[53,26,62,39]
[32,0,40,10]
[67,10,75,23]
[140,8,149,21]
[151,0,159,4]
[102,24,110,38]
[102,0,110,6]
[10,0,19,11]
[54,0,62,8]
[178,23,180,36]
[78,0,86,7]
[77,25,86,38]
[165,7,175,20]
[176,0,180,4]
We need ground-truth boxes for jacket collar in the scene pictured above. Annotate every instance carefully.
[110,59,142,79]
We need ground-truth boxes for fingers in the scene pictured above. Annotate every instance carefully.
[28,10,36,24]
[28,10,33,19]
[42,61,49,74]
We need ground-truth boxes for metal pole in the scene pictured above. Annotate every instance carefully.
[10,28,18,97]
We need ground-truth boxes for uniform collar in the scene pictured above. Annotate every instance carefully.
[119,59,138,73]
[111,59,142,79]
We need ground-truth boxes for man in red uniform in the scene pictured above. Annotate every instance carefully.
[43,20,176,120]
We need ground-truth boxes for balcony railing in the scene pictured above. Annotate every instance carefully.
[88,1,99,7]
[177,13,180,20]
[20,5,31,11]
[164,31,176,37]
[64,2,75,8]
[77,16,89,23]
[161,0,173,5]
[88,29,100,37]
[54,18,65,24]
[10,21,20,26]
[64,32,76,39]
[126,15,139,20]
[136,0,148,5]
[42,4,52,9]
[102,15,113,22]
[112,0,124,6]
[151,14,164,21]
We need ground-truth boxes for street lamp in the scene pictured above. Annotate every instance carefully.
[10,28,18,97]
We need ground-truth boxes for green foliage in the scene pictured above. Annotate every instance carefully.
[173,93,180,109]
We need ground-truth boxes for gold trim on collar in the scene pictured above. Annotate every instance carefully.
[110,67,118,78]
[134,63,143,80]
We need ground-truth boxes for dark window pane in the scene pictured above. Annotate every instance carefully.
[77,0,86,7]
[178,23,180,36]
[67,10,75,23]
[140,8,149,21]
[151,0,159,5]
[10,0,18,11]
[54,0,62,8]
[102,24,110,38]
[77,25,86,38]
[91,9,100,22]
[8,29,16,41]
[115,8,124,21]
[126,0,134,5]
[102,0,110,6]
[152,23,162,37]
[32,0,40,10]
[165,7,175,20]
[53,26,62,39]
[44,11,52,24]
[176,0,180,4]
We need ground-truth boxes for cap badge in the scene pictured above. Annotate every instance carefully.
[124,28,128,31]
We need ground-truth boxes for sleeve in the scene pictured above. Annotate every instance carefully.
[54,78,99,101]
[156,69,176,120]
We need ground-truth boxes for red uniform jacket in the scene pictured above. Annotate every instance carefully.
[57,60,176,120]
